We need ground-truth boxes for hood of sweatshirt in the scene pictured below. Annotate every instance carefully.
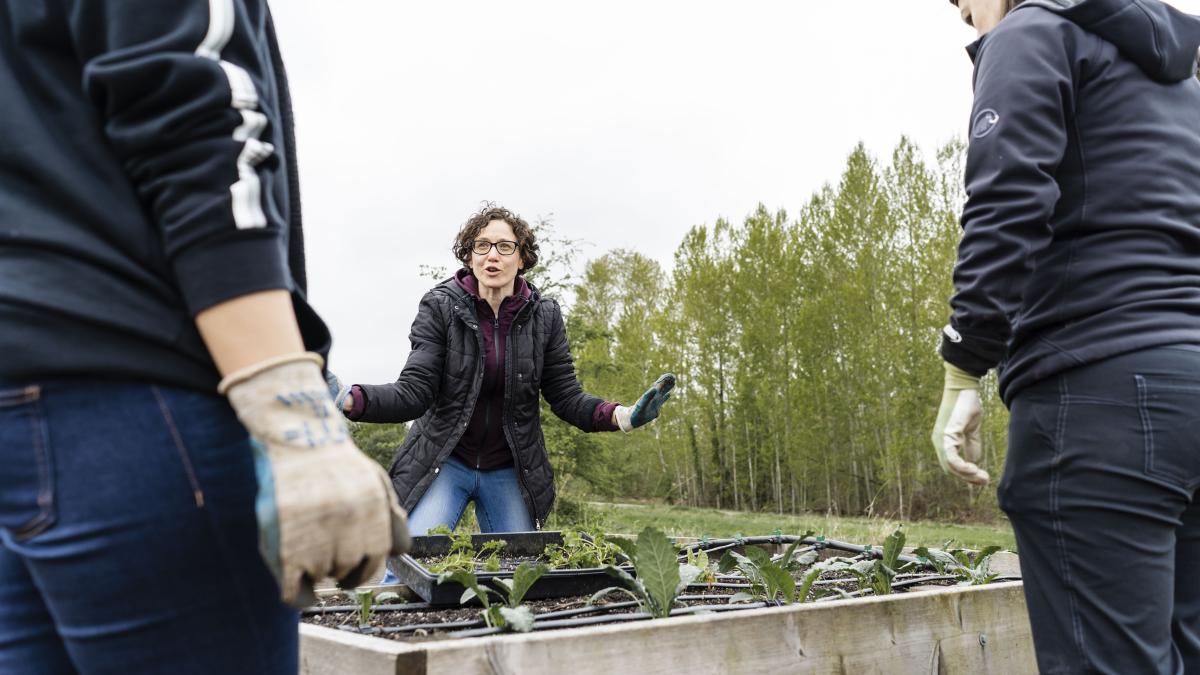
[1015,0,1200,82]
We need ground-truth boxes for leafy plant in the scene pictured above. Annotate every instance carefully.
[718,539,805,604]
[685,546,717,586]
[912,544,1002,586]
[436,561,550,632]
[354,589,400,627]
[814,528,906,596]
[425,526,508,574]
[588,527,702,619]
[952,546,1001,585]
[543,528,625,569]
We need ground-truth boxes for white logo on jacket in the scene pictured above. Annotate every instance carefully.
[972,109,1000,138]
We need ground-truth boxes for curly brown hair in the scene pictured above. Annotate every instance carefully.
[452,203,540,275]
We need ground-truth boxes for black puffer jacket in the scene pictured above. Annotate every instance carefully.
[356,277,607,527]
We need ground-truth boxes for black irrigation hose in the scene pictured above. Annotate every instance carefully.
[303,602,430,616]
[364,617,488,635]
[532,600,641,621]
[449,611,653,638]
[677,535,922,566]
[447,601,773,638]
[811,574,1024,602]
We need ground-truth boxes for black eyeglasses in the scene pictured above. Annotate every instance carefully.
[472,240,518,256]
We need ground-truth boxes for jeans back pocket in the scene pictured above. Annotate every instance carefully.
[1135,374,1200,489]
[0,385,55,539]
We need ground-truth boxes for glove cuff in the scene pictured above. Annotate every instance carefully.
[614,405,634,433]
[217,352,325,395]
[944,362,982,391]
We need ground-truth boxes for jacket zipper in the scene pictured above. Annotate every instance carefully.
[502,300,540,528]
[479,312,499,470]
[440,302,482,480]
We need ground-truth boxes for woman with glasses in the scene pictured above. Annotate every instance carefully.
[331,203,674,546]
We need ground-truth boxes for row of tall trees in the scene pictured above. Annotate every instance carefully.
[545,138,1008,521]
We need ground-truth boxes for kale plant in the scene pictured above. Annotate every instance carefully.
[720,546,793,604]
[437,561,549,632]
[424,526,507,574]
[543,528,625,569]
[814,527,906,597]
[354,589,400,627]
[588,527,702,619]
[912,544,1002,586]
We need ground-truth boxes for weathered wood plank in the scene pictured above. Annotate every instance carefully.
[301,581,1036,675]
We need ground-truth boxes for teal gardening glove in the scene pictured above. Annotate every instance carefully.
[931,362,990,485]
[325,369,353,415]
[614,373,676,432]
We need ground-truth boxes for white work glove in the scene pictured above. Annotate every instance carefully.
[930,362,990,486]
[219,353,410,607]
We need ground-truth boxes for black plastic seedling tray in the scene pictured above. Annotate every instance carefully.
[388,531,632,606]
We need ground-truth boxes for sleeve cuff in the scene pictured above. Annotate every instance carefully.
[592,401,620,432]
[939,325,1000,378]
[172,232,291,316]
[348,385,367,421]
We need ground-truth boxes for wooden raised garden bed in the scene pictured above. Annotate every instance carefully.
[299,530,1035,674]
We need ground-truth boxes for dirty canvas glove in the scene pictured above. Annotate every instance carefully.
[219,353,411,607]
[614,373,676,432]
[324,369,353,416]
[930,362,989,486]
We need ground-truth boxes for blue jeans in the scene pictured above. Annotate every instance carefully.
[382,455,532,583]
[0,380,298,674]
[1002,346,1200,674]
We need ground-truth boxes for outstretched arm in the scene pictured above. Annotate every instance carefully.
[347,292,450,423]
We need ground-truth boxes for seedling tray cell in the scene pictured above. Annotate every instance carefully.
[389,531,630,606]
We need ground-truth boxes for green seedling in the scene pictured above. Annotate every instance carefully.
[911,544,1002,586]
[354,589,400,627]
[543,528,624,569]
[685,546,717,586]
[814,527,906,596]
[952,546,1001,585]
[719,539,804,605]
[425,526,508,574]
[588,526,702,619]
[437,561,549,632]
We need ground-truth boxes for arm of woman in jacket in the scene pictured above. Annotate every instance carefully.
[540,300,676,432]
[538,299,620,431]
[338,291,449,424]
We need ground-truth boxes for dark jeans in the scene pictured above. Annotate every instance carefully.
[0,380,297,674]
[1001,346,1200,674]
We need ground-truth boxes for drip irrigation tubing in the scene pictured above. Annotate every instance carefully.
[676,535,921,565]
[446,600,772,638]
[304,602,430,616]
[811,574,1023,602]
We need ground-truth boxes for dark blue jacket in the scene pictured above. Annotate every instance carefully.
[941,0,1200,403]
[0,1,328,391]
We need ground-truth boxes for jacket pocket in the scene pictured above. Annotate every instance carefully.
[0,386,56,540]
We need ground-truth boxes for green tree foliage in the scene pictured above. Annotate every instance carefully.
[553,138,1005,521]
[349,421,406,469]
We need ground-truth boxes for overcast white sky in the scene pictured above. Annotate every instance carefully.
[270,0,1200,385]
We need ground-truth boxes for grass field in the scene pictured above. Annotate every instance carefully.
[583,500,1016,552]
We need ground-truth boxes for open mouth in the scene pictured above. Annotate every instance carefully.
[485,266,502,274]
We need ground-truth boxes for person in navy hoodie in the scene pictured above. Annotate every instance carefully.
[0,2,407,673]
[331,204,674,550]
[933,0,1200,671]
